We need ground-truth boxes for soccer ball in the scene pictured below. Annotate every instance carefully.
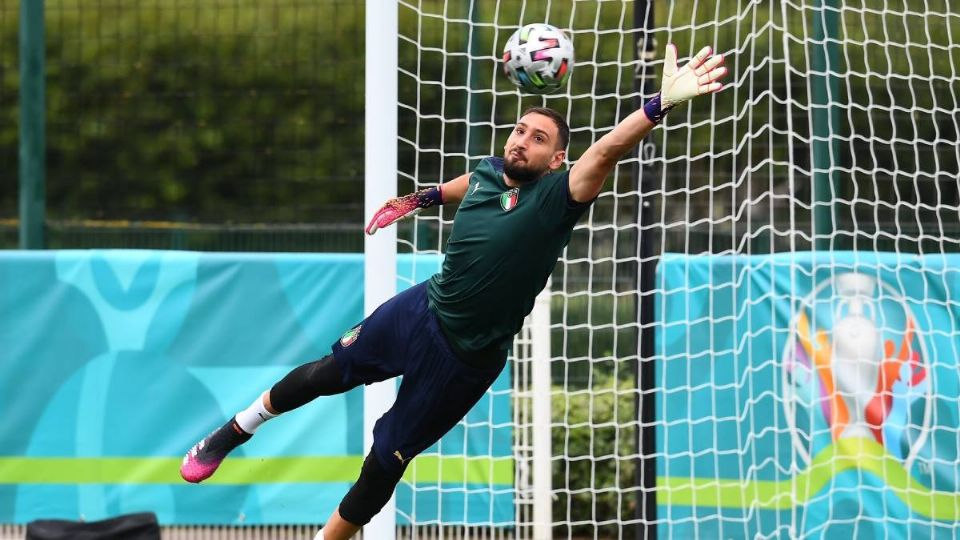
[502,23,574,95]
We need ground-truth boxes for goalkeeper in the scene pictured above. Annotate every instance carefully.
[181,44,726,540]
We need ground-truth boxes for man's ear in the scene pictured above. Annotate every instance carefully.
[549,150,566,170]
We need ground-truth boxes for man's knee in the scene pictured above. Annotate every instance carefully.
[338,451,405,526]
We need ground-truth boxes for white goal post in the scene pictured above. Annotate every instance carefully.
[364,1,398,538]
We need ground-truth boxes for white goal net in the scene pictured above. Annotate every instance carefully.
[393,1,960,539]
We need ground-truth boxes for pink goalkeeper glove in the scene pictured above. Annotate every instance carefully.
[365,186,444,235]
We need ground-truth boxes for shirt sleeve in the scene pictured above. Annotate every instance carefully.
[537,170,595,227]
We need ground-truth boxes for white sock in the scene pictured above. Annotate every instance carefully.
[313,529,325,540]
[234,392,277,434]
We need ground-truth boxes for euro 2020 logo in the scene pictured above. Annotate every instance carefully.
[782,272,931,470]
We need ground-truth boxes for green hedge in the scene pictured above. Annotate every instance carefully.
[3,1,366,223]
[552,373,638,538]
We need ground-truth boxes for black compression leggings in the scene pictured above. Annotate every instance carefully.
[269,355,357,413]
[339,451,406,526]
[270,356,404,525]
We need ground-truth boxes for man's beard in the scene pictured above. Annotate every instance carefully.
[503,157,546,184]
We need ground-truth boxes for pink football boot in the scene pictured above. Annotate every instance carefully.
[180,418,251,483]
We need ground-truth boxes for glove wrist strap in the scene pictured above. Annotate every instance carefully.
[642,92,676,125]
[415,186,444,208]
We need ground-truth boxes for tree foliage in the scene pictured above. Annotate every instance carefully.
[3,1,366,223]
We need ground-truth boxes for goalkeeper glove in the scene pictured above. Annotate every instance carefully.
[365,186,443,235]
[643,43,727,124]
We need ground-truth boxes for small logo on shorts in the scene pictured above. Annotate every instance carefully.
[393,450,412,464]
[500,188,519,211]
[340,325,362,347]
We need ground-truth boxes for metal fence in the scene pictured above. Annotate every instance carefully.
[0,219,362,253]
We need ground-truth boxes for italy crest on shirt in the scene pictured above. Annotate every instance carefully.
[500,188,519,211]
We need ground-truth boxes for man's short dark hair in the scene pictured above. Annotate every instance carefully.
[521,106,569,150]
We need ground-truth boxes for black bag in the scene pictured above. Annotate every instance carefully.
[25,512,161,540]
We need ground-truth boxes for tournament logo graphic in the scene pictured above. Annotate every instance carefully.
[500,188,519,211]
[782,272,931,469]
[340,325,362,347]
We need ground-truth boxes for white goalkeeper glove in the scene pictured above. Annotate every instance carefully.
[643,43,727,124]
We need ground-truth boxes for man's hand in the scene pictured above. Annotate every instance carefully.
[643,44,727,123]
[661,44,726,108]
[365,186,442,235]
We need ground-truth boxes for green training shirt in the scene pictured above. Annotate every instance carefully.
[427,156,593,358]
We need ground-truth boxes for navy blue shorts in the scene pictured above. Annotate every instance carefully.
[331,281,507,475]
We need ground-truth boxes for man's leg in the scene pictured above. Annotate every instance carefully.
[268,353,356,412]
[313,508,358,540]
[181,354,354,483]
[314,451,405,540]
[314,356,505,539]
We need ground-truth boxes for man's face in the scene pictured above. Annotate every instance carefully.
[502,113,566,184]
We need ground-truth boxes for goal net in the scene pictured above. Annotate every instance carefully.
[393,1,960,539]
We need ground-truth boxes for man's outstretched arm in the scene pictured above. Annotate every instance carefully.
[365,173,471,235]
[568,44,728,203]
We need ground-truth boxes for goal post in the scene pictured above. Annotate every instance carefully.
[364,0,398,538]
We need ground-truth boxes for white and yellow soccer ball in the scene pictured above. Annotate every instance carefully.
[502,23,574,95]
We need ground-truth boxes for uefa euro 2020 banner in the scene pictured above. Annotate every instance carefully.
[0,250,511,526]
[5,249,959,533]
[657,252,960,539]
